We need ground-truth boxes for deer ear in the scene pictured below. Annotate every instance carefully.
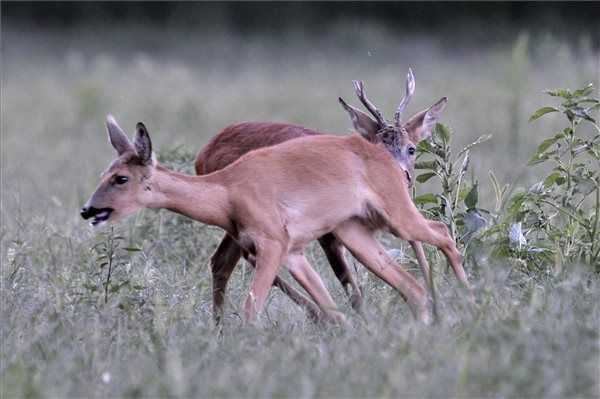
[134,122,154,165]
[405,97,447,142]
[338,97,380,140]
[106,115,133,155]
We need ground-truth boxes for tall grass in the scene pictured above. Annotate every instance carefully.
[2,24,599,398]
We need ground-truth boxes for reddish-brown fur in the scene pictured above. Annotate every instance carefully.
[196,122,319,174]
[194,72,448,321]
[84,116,471,324]
[194,121,444,321]
[195,123,363,319]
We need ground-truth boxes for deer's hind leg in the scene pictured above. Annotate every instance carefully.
[318,234,363,311]
[333,220,431,323]
[410,240,431,284]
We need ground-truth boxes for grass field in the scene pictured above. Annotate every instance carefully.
[2,24,599,398]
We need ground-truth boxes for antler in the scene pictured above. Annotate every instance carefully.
[394,68,416,126]
[352,80,387,127]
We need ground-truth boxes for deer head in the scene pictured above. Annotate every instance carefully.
[338,68,447,186]
[81,115,157,226]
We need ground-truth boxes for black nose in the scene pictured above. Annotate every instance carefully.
[81,206,99,220]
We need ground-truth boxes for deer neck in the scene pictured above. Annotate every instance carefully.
[149,164,232,232]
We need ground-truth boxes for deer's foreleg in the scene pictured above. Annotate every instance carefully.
[387,205,473,299]
[210,234,242,324]
[333,220,431,324]
[426,220,473,299]
[243,248,327,322]
[243,239,284,323]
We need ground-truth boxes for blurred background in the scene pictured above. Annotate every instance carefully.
[2,5,599,398]
[2,1,600,220]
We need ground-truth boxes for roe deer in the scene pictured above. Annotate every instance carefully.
[196,69,460,322]
[82,115,468,325]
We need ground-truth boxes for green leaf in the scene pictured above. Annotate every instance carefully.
[417,140,434,153]
[528,153,550,166]
[414,160,438,170]
[587,143,600,160]
[545,88,572,98]
[527,135,561,165]
[458,185,472,203]
[543,172,565,188]
[576,98,599,105]
[464,183,479,210]
[529,106,559,122]
[573,83,594,98]
[508,192,528,215]
[414,193,438,205]
[434,123,451,144]
[416,172,437,183]
[123,247,142,252]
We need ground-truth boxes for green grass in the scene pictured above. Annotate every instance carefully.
[3,206,598,398]
[2,24,599,398]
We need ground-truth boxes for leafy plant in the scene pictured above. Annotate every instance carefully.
[414,123,491,247]
[90,226,142,303]
[489,83,600,271]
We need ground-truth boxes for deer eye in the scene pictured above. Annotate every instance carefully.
[408,147,416,155]
[114,176,129,185]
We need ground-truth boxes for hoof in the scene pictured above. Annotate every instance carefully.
[418,308,434,326]
[415,296,434,325]
[467,290,477,306]
[349,292,363,312]
[326,309,349,327]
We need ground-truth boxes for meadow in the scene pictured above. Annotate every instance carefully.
[2,23,599,398]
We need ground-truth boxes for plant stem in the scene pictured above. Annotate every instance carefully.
[428,259,439,323]
[104,227,115,304]
[590,185,600,264]
[564,121,576,206]
[539,199,586,226]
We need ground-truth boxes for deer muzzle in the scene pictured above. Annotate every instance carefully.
[80,206,114,226]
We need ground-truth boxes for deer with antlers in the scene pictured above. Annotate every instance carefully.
[81,102,468,324]
[195,69,470,322]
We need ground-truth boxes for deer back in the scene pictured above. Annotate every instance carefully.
[195,122,320,175]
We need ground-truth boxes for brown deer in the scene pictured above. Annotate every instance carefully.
[81,114,467,325]
[195,70,460,321]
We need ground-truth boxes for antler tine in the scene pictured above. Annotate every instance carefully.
[394,68,416,126]
[352,80,386,126]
